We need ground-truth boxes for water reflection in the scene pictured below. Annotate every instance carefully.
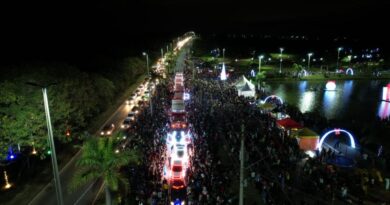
[299,91,315,113]
[378,101,390,120]
[323,90,337,118]
[268,80,387,121]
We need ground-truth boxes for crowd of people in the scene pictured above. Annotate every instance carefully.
[119,57,389,205]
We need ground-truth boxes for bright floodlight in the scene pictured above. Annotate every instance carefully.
[142,52,147,56]
[326,81,336,91]
[308,53,313,57]
[259,55,264,59]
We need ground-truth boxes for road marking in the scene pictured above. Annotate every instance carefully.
[73,181,96,205]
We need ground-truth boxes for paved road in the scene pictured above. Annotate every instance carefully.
[29,79,148,205]
[29,37,193,205]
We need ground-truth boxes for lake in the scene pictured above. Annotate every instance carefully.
[266,80,390,121]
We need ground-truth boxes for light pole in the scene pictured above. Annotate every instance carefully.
[279,48,284,73]
[239,124,245,205]
[307,53,313,70]
[222,48,225,61]
[258,55,264,72]
[142,52,152,116]
[26,82,64,205]
[161,48,164,60]
[142,52,150,77]
[166,45,169,53]
[336,47,343,69]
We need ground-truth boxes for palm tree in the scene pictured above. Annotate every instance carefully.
[70,135,139,205]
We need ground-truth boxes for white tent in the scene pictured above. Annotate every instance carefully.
[235,75,256,97]
[237,82,256,97]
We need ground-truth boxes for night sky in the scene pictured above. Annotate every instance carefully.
[1,0,388,64]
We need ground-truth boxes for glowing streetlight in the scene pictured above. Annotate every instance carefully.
[258,55,264,72]
[222,48,226,61]
[336,47,343,69]
[279,48,284,73]
[307,53,313,70]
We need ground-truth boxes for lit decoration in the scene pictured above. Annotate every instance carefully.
[3,171,12,189]
[7,148,15,161]
[325,81,336,91]
[220,63,227,81]
[263,95,284,104]
[382,83,390,102]
[250,69,256,77]
[183,93,190,101]
[346,68,354,75]
[318,128,356,152]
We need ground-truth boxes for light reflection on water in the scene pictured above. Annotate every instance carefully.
[267,80,389,120]
[378,102,390,120]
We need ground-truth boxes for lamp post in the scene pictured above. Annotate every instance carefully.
[279,48,284,73]
[308,53,313,70]
[26,82,63,205]
[258,55,264,72]
[142,52,152,116]
[161,48,164,60]
[337,47,343,69]
[239,124,245,205]
[142,52,150,77]
[222,48,225,61]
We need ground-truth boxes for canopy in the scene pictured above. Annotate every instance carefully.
[297,128,319,151]
[276,118,303,130]
[235,75,255,90]
[236,76,255,97]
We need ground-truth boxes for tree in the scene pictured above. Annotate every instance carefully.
[253,71,266,90]
[70,136,140,205]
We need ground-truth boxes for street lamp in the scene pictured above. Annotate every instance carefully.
[307,53,313,70]
[279,48,284,73]
[142,52,153,116]
[161,48,164,60]
[258,55,264,72]
[222,48,226,61]
[337,47,343,69]
[26,82,64,205]
[142,52,150,77]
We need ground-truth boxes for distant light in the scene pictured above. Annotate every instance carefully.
[47,150,52,155]
[268,58,271,61]
[235,59,238,62]
[302,59,306,62]
[308,53,313,57]
[338,47,343,51]
[326,81,336,91]
[115,149,120,154]
[313,59,316,62]
[320,58,323,61]
[353,55,358,59]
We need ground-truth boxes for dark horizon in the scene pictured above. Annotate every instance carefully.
[1,0,389,66]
